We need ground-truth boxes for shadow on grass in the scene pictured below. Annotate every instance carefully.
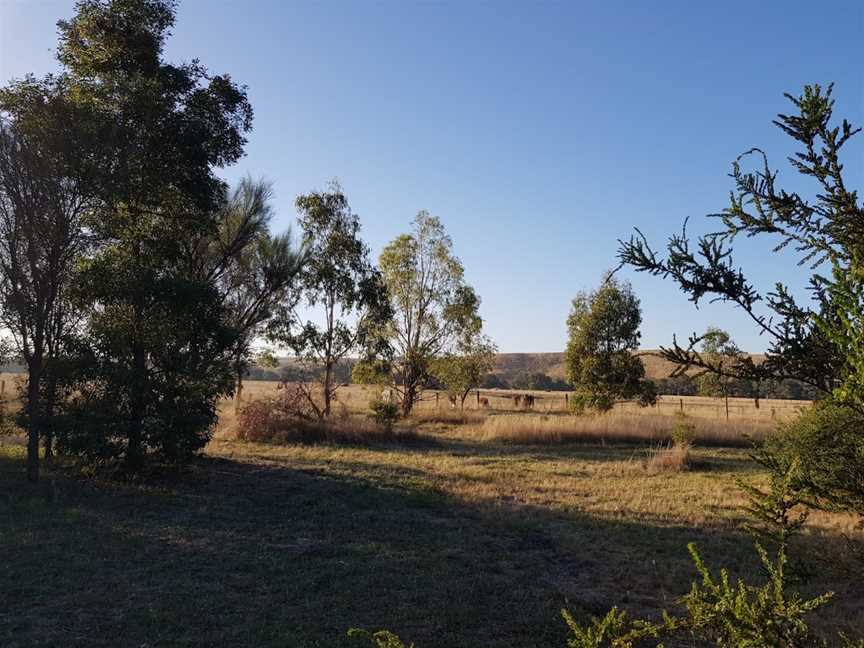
[0,448,859,648]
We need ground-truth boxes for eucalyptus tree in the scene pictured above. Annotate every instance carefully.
[376,211,482,415]
[564,274,656,413]
[432,333,497,410]
[269,182,389,418]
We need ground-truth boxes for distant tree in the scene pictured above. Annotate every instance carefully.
[432,334,497,409]
[564,274,656,413]
[694,327,746,418]
[480,373,508,389]
[270,182,390,418]
[510,371,570,391]
[377,211,483,415]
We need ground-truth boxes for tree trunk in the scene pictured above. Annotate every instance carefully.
[126,342,146,471]
[234,365,244,415]
[25,362,41,483]
[322,362,332,418]
[44,374,57,462]
[401,383,416,417]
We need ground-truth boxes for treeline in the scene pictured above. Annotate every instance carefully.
[0,0,496,480]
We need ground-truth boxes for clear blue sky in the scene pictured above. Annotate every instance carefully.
[2,1,862,352]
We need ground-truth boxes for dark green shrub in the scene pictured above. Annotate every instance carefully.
[369,398,400,432]
[671,411,696,446]
[761,402,864,516]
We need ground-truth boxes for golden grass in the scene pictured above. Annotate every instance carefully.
[3,411,862,646]
[236,410,427,447]
[644,442,693,473]
[409,408,486,425]
[477,411,773,447]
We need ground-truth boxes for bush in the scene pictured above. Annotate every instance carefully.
[762,401,864,516]
[368,398,399,432]
[236,393,418,446]
[671,411,696,446]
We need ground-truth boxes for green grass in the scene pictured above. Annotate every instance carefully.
[1,427,861,647]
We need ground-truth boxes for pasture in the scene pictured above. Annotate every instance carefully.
[1,380,860,647]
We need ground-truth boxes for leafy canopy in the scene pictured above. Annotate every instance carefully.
[564,274,655,413]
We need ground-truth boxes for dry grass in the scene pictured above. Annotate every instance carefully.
[644,442,693,473]
[2,417,862,647]
[409,408,486,425]
[478,411,773,447]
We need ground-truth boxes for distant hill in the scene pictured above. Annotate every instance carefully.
[489,351,765,383]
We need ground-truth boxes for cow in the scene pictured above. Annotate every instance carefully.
[479,397,490,409]
[522,394,535,410]
[381,387,396,404]
[448,394,458,409]
[513,394,523,409]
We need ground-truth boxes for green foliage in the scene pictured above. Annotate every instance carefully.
[619,84,860,399]
[761,402,864,516]
[199,177,304,388]
[368,398,400,432]
[348,628,414,648]
[816,259,864,411]
[565,274,656,413]
[562,607,655,648]
[431,335,497,408]
[564,464,855,648]
[29,0,257,470]
[695,327,744,398]
[268,181,389,418]
[509,371,570,391]
[671,411,696,446]
[378,211,484,415]
[352,358,392,386]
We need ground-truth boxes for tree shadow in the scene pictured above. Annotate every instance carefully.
[0,449,860,648]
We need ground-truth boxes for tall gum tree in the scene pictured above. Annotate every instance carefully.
[269,182,390,418]
[376,211,482,415]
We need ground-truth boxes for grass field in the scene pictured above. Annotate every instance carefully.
[0,382,860,647]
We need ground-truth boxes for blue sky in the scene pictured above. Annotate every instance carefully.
[1,0,861,352]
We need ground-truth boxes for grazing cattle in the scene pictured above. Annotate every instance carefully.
[513,394,523,408]
[448,394,458,409]
[381,387,396,404]
[522,394,535,410]
[479,397,490,409]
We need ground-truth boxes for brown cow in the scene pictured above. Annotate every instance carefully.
[479,397,490,409]
[513,394,522,408]
[522,394,535,410]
